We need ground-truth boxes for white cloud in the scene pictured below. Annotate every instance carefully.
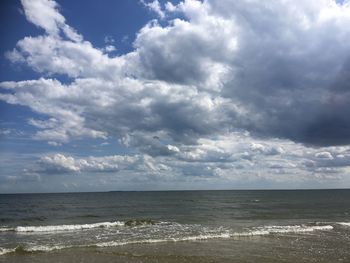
[21,0,64,36]
[39,153,136,173]
[40,154,80,172]
[0,129,11,136]
[37,153,173,177]
[2,0,350,188]
[102,45,116,53]
[5,36,125,78]
[141,0,166,19]
[104,35,115,44]
[165,2,177,12]
[4,0,350,148]
[167,144,180,153]
[315,151,334,160]
[21,0,82,41]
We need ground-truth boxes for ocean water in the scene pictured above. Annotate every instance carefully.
[0,190,349,262]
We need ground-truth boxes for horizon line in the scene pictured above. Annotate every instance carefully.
[1,187,349,195]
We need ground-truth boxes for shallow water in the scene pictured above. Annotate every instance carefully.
[0,190,349,262]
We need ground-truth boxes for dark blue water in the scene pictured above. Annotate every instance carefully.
[0,190,349,262]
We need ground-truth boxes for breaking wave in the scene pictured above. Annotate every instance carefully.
[337,222,350,227]
[0,221,336,256]
[0,221,124,233]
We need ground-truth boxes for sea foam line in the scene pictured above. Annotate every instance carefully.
[238,225,333,236]
[0,244,76,256]
[337,222,350,227]
[0,221,124,233]
[0,221,334,235]
[68,224,336,248]
[0,224,335,256]
[0,248,16,256]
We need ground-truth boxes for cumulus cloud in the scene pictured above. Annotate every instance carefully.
[21,0,82,41]
[315,151,333,160]
[1,0,350,188]
[2,0,350,147]
[37,153,172,177]
[141,0,166,19]
[39,154,134,173]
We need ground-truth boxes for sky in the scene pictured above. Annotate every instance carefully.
[1,0,350,193]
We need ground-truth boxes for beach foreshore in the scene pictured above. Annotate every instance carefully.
[1,233,348,263]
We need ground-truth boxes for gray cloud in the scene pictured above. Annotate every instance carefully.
[207,0,350,146]
[1,0,350,189]
[4,0,350,148]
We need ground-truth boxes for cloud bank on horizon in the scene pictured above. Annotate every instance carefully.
[1,0,350,192]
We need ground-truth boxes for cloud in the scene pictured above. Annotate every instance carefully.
[315,151,333,160]
[207,0,350,146]
[3,0,350,148]
[136,0,350,146]
[102,45,116,53]
[0,78,108,143]
[21,0,82,42]
[37,153,173,177]
[0,129,11,136]
[3,134,350,190]
[141,0,166,19]
[38,154,131,173]
[5,35,124,78]
[1,0,350,189]
[133,5,237,89]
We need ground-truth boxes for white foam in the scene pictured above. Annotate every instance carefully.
[0,227,14,232]
[26,244,71,252]
[0,248,16,256]
[95,233,233,248]
[0,244,74,256]
[337,222,350,227]
[94,225,333,248]
[233,230,270,236]
[14,221,124,232]
[0,222,336,256]
[263,225,333,233]
[233,225,333,237]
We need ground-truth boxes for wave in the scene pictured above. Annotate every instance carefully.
[0,221,335,236]
[245,225,334,235]
[0,223,335,256]
[0,247,16,256]
[0,219,162,233]
[94,225,334,247]
[95,233,233,248]
[0,221,124,233]
[337,222,350,227]
[0,245,71,256]
[0,227,14,232]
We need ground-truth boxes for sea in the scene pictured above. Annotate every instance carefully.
[0,189,349,262]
